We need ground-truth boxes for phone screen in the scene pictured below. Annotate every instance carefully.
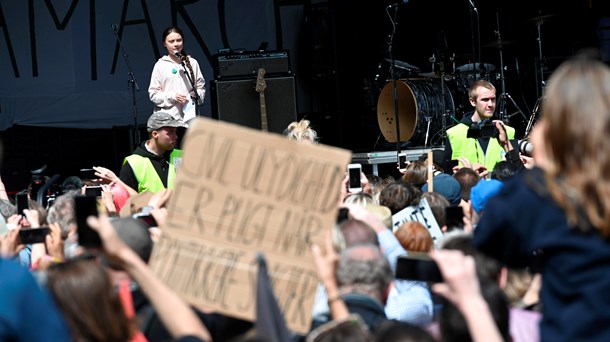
[19,227,50,244]
[16,193,29,217]
[398,154,407,171]
[80,168,97,180]
[85,186,103,197]
[133,213,158,227]
[348,165,362,190]
[395,254,444,283]
[74,195,101,247]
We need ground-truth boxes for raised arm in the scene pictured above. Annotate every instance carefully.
[430,250,504,342]
[87,215,212,341]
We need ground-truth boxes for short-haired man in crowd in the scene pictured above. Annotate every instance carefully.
[444,80,519,173]
[120,112,185,193]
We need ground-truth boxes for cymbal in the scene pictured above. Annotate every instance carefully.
[482,40,518,49]
[528,13,557,24]
[456,63,496,74]
[418,72,439,78]
[384,58,420,71]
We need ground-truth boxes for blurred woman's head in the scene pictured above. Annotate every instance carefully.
[536,53,610,236]
[46,258,133,341]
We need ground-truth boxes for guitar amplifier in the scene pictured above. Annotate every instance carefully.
[215,51,291,78]
[211,76,297,134]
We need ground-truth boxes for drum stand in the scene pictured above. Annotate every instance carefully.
[386,4,403,155]
[493,13,527,125]
[524,16,548,139]
[431,53,453,148]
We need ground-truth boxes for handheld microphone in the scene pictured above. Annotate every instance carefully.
[173,51,183,58]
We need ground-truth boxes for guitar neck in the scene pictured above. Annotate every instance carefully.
[256,68,268,132]
[259,92,268,132]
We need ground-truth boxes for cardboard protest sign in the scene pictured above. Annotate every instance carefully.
[392,198,444,247]
[148,117,351,334]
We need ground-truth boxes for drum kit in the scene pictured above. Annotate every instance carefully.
[376,54,498,147]
[376,12,557,147]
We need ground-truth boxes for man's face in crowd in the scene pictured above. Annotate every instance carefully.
[471,86,496,120]
[153,127,178,151]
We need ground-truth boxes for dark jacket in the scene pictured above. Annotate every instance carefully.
[474,168,610,342]
[132,287,253,342]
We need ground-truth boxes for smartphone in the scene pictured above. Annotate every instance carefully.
[133,213,158,227]
[395,254,444,283]
[85,185,103,197]
[74,195,101,248]
[19,227,50,244]
[445,206,465,229]
[347,163,362,193]
[398,152,407,172]
[80,168,97,180]
[16,192,29,217]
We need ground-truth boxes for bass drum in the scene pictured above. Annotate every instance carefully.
[377,78,454,145]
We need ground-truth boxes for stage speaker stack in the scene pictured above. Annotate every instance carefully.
[211,50,296,134]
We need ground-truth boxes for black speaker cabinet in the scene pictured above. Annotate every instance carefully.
[212,76,297,134]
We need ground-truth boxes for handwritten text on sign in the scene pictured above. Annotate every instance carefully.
[392,198,444,247]
[149,117,351,334]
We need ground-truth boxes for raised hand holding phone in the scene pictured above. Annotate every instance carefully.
[395,253,444,283]
[347,163,363,193]
[74,195,101,248]
[16,192,28,218]
[398,152,408,173]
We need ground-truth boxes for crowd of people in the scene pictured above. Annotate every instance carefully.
[1,30,609,341]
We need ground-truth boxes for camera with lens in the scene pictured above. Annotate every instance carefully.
[467,121,499,139]
[518,140,533,157]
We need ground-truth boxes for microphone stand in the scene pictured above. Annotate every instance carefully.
[179,55,201,118]
[386,4,402,161]
[111,24,140,150]
[468,0,480,80]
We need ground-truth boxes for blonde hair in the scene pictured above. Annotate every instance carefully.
[343,192,375,206]
[504,269,533,306]
[285,119,318,143]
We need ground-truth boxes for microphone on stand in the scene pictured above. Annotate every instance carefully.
[387,0,409,8]
[468,0,478,12]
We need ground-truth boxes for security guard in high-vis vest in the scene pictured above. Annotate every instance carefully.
[444,80,517,173]
[119,112,186,193]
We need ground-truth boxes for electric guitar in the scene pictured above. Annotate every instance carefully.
[255,68,268,132]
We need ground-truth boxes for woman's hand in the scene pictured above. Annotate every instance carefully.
[175,93,189,104]
[94,166,119,184]
[101,184,117,214]
[23,209,41,228]
[0,227,24,258]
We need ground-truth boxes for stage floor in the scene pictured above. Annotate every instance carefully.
[352,147,442,176]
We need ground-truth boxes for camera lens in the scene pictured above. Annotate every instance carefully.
[518,140,533,156]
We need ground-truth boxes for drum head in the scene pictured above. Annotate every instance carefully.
[377,80,417,143]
